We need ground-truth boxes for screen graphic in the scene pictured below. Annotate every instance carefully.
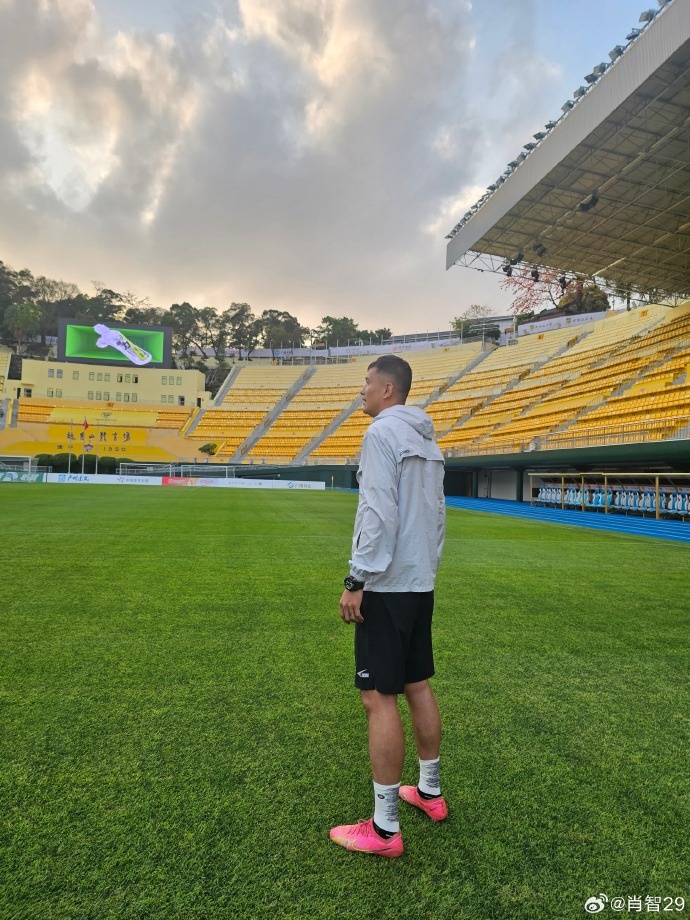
[93,324,152,365]
[58,320,172,368]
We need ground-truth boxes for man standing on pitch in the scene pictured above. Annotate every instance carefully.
[330,354,447,858]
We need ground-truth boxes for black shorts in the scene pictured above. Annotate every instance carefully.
[354,591,435,695]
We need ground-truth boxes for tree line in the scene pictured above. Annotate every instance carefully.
[0,260,391,395]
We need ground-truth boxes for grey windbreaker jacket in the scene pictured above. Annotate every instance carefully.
[349,405,446,592]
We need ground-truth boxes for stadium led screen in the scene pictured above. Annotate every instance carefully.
[57,319,173,369]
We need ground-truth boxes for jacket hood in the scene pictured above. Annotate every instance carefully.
[374,405,437,440]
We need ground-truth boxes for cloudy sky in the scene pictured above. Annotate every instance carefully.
[0,0,643,334]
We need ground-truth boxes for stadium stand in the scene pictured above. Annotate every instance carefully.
[450,305,669,453]
[543,308,690,448]
[434,323,600,453]
[309,344,486,462]
[188,364,308,459]
[16,399,192,430]
[2,304,690,471]
[242,359,369,462]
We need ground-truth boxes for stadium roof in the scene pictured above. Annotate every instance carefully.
[446,0,690,299]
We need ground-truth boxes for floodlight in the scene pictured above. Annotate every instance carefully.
[593,63,608,75]
[545,120,557,130]
[578,193,599,212]
[502,264,513,277]
[530,267,540,282]
[573,86,587,98]
[609,45,625,60]
[639,9,656,21]
[510,251,524,266]
[508,160,519,168]
[626,28,641,39]
[533,131,546,140]
[558,276,568,292]
[584,73,598,84]
[533,242,547,257]
[523,142,537,150]
[561,100,574,112]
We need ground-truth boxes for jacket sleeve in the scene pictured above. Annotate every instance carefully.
[349,428,399,581]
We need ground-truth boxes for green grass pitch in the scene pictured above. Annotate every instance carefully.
[1,485,688,920]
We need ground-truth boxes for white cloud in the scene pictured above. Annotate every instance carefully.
[423,185,486,238]
[0,0,582,330]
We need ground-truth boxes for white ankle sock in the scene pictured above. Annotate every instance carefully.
[418,757,441,796]
[373,781,400,833]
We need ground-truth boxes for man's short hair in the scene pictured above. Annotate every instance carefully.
[368,354,412,401]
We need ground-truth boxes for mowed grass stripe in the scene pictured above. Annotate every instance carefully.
[1,485,688,920]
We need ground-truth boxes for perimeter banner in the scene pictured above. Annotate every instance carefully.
[161,477,325,489]
[0,471,45,482]
[39,473,326,490]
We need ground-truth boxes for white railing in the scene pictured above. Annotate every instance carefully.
[539,416,690,450]
[443,416,690,457]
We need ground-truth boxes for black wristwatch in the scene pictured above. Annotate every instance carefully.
[344,575,365,591]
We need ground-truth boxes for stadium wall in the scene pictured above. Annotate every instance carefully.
[443,441,690,501]
[12,359,209,406]
[234,464,357,490]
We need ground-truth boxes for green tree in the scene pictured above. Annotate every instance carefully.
[3,302,42,354]
[603,278,668,310]
[558,280,609,314]
[358,327,392,344]
[227,303,261,359]
[198,307,233,393]
[0,261,21,309]
[76,283,127,323]
[451,305,500,342]
[121,306,166,326]
[0,263,35,344]
[50,453,78,473]
[167,302,201,367]
[259,310,310,356]
[30,275,81,344]
[312,316,361,347]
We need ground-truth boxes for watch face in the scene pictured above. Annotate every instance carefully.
[344,576,363,591]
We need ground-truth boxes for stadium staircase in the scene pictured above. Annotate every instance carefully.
[418,347,493,410]
[539,313,690,447]
[212,366,243,406]
[445,497,690,545]
[229,366,316,461]
[436,365,540,440]
[293,394,363,462]
[446,330,596,446]
[183,366,244,438]
[179,407,201,436]
[8,354,22,380]
[511,340,678,446]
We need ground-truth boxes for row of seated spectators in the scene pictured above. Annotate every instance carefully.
[536,484,690,515]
